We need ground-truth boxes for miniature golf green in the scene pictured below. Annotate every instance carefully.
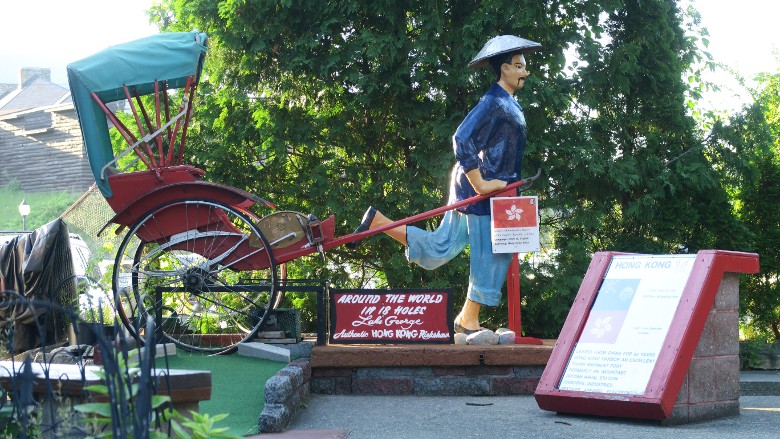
[156,352,286,437]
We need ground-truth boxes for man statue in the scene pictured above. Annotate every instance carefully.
[351,35,541,335]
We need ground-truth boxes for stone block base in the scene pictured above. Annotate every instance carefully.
[311,365,545,396]
[664,273,742,425]
[307,341,553,397]
[663,400,740,425]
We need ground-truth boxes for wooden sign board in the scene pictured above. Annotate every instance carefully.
[534,250,759,420]
[329,289,453,344]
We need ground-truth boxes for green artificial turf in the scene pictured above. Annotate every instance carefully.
[155,352,286,437]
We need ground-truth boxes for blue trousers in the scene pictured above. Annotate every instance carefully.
[405,210,512,307]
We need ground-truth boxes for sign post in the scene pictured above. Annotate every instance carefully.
[506,255,542,344]
[491,195,542,344]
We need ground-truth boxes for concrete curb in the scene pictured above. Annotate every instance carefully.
[238,341,291,362]
[741,381,780,395]
[740,370,780,395]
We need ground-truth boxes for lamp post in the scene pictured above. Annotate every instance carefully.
[18,198,30,231]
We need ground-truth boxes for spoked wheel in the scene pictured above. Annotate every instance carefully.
[113,199,279,354]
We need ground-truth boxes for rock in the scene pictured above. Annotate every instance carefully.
[498,331,516,345]
[258,403,291,433]
[264,374,293,405]
[35,345,90,364]
[466,329,499,345]
[454,333,468,345]
[495,327,512,335]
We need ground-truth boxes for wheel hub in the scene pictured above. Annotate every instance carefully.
[182,267,213,293]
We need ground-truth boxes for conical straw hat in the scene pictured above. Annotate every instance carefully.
[468,35,542,68]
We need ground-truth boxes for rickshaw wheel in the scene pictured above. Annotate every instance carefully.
[112,198,279,354]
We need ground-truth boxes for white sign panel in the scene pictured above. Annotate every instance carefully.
[490,196,540,253]
[558,255,696,394]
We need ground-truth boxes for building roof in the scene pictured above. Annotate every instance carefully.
[0,78,71,116]
[0,83,15,101]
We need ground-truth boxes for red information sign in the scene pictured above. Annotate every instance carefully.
[329,289,454,344]
[490,196,540,253]
[534,250,760,420]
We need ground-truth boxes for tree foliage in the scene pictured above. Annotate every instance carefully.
[148,0,749,337]
[709,70,780,341]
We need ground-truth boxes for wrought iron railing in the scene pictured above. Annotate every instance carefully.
[0,292,175,439]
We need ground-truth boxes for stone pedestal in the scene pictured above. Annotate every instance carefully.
[664,273,741,424]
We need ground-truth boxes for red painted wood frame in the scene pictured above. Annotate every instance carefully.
[507,254,542,344]
[534,250,759,420]
[90,76,196,172]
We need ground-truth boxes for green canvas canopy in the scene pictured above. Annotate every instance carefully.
[67,31,208,197]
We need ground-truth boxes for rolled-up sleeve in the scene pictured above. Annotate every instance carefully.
[453,97,497,173]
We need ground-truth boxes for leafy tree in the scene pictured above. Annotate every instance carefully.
[709,69,780,341]
[147,0,745,337]
[521,0,751,336]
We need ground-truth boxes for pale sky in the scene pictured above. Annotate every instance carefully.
[687,0,780,111]
[691,0,779,77]
[0,0,158,85]
[1,0,778,104]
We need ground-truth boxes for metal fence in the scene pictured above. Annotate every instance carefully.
[0,294,175,439]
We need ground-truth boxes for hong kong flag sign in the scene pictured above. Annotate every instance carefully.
[490,196,540,253]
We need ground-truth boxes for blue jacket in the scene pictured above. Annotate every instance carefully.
[452,83,527,215]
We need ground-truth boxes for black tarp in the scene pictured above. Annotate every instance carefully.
[0,219,76,353]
